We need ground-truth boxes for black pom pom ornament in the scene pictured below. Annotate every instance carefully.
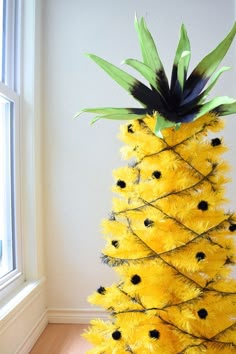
[211,138,221,146]
[131,274,141,285]
[144,219,154,227]
[196,252,206,261]
[229,224,236,232]
[152,170,162,179]
[112,330,122,340]
[149,329,160,339]
[198,200,208,211]
[127,124,134,133]
[198,308,208,319]
[116,180,126,188]
[112,240,119,248]
[97,286,106,295]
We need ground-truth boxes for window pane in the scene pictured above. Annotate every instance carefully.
[0,95,15,279]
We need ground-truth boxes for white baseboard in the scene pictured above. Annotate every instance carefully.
[11,308,107,354]
[48,308,109,324]
[15,310,48,354]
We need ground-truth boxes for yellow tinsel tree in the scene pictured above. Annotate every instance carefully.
[78,18,236,353]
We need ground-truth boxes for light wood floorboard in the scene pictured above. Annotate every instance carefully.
[30,324,93,354]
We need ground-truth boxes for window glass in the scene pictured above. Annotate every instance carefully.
[0,95,15,279]
[0,0,20,290]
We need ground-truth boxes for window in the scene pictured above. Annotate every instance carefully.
[0,96,15,279]
[0,0,21,294]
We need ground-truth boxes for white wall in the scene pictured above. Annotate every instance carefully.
[42,0,236,315]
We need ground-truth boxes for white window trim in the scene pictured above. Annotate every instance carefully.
[20,0,44,282]
[0,0,44,314]
[0,0,23,298]
[4,0,19,91]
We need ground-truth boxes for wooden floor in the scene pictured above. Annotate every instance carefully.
[30,324,93,354]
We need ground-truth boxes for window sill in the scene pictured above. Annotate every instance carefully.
[0,277,45,334]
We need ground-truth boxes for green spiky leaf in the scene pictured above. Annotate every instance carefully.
[124,58,163,95]
[184,22,236,100]
[195,23,236,77]
[177,51,191,91]
[172,24,191,91]
[75,107,135,118]
[198,66,230,103]
[194,96,236,121]
[86,53,137,92]
[175,123,182,131]
[154,114,176,138]
[75,107,147,125]
[212,101,236,116]
[90,113,145,125]
[134,16,164,73]
[174,24,191,67]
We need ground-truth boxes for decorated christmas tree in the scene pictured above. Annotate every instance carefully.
[77,17,236,353]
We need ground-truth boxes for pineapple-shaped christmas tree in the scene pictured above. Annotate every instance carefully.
[78,18,236,353]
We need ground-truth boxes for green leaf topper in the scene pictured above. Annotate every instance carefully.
[76,17,236,137]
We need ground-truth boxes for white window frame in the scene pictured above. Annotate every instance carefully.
[0,0,23,300]
[0,0,45,327]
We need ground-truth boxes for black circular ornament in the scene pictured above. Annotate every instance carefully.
[111,240,119,248]
[198,201,208,211]
[149,329,160,339]
[211,138,221,146]
[198,308,208,319]
[144,218,154,227]
[152,170,162,179]
[229,224,236,232]
[127,124,134,133]
[196,252,206,261]
[97,286,106,295]
[116,180,126,188]
[112,330,122,340]
[131,274,141,285]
